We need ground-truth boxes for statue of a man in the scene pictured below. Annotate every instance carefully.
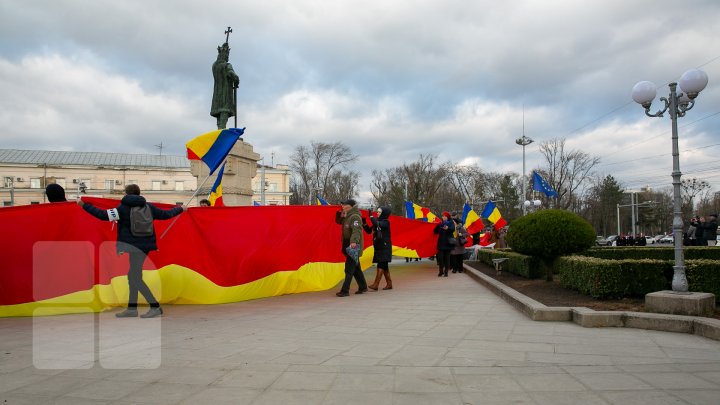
[211,43,239,129]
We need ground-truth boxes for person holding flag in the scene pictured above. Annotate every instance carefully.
[363,206,393,291]
[434,211,455,277]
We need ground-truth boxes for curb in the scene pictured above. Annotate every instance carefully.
[463,263,720,341]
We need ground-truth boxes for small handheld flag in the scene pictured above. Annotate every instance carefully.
[208,162,225,207]
[315,195,329,206]
[186,127,245,174]
[480,200,507,230]
[404,201,440,223]
[461,202,484,234]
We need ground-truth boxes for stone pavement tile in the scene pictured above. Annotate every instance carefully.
[178,386,261,404]
[511,324,556,336]
[460,391,535,405]
[295,338,364,351]
[270,348,342,365]
[445,347,526,363]
[51,397,113,405]
[572,372,654,390]
[674,362,720,372]
[452,374,524,392]
[9,375,94,397]
[250,389,327,405]
[529,391,609,405]
[554,343,667,358]
[408,336,464,348]
[119,382,205,404]
[670,389,720,405]
[695,371,720,384]
[321,391,392,405]
[421,325,472,339]
[154,366,227,385]
[436,357,496,367]
[362,327,425,337]
[514,373,587,392]
[393,392,464,405]
[394,321,437,331]
[0,393,51,405]
[507,334,581,345]
[526,352,614,366]
[220,348,288,364]
[504,366,565,374]
[610,356,680,366]
[394,367,456,393]
[451,366,507,375]
[342,343,404,359]
[323,355,382,366]
[100,366,175,383]
[662,346,720,361]
[560,365,621,374]
[269,371,337,390]
[380,345,447,366]
[647,330,720,349]
[463,329,512,341]
[439,314,484,327]
[329,372,394,391]
[212,369,284,389]
[632,372,719,389]
[599,390,688,405]
[616,363,678,373]
[63,379,148,401]
[0,371,51,394]
[455,339,555,353]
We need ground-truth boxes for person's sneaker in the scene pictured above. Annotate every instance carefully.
[336,291,350,297]
[140,307,163,318]
[115,309,138,318]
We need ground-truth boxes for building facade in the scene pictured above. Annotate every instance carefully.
[0,149,290,207]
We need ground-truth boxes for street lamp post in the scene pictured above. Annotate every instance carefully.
[632,68,708,293]
[515,135,534,215]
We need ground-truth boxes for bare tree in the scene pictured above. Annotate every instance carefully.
[538,137,600,210]
[289,141,359,204]
[681,177,710,213]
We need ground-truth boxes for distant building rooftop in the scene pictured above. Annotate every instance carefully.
[0,149,190,169]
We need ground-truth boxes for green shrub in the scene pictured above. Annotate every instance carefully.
[472,249,544,278]
[506,209,596,280]
[583,247,720,261]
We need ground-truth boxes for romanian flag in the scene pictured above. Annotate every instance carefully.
[461,202,484,234]
[405,201,440,223]
[315,196,329,206]
[478,232,493,246]
[481,200,507,230]
[253,201,261,206]
[208,163,225,207]
[186,127,245,174]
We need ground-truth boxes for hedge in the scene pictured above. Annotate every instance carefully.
[583,247,720,261]
[472,249,545,279]
[557,256,720,300]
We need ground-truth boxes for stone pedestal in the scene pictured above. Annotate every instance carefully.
[190,140,260,206]
[645,291,715,317]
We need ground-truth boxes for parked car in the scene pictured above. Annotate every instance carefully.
[653,234,665,243]
[596,236,606,246]
[659,235,674,244]
[598,235,618,246]
[645,236,656,245]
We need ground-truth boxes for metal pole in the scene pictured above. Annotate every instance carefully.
[260,158,266,206]
[522,144,526,216]
[616,204,620,236]
[668,83,687,292]
[630,192,636,237]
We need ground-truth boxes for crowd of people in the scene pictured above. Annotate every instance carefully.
[686,213,719,246]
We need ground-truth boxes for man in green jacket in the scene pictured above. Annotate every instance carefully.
[335,199,368,297]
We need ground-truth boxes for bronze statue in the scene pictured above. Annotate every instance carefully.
[211,28,239,129]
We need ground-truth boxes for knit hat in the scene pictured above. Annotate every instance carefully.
[442,211,451,219]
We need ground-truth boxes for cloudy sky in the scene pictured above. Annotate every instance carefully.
[1,0,718,204]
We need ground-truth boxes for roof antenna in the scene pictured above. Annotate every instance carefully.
[155,142,164,156]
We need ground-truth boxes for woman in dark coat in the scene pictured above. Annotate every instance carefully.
[363,206,393,290]
[434,211,455,277]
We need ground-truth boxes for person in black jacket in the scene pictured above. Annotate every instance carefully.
[77,184,185,318]
[363,206,393,290]
[434,211,455,277]
[699,214,719,246]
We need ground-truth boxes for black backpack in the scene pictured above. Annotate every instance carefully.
[130,205,154,237]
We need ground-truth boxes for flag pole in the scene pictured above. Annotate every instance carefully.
[159,169,214,240]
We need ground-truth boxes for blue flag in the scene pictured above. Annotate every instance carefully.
[532,171,558,198]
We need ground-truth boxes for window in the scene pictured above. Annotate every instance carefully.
[3,177,12,188]
[3,201,11,206]
[175,181,184,191]
[30,178,41,189]
[30,201,40,205]
[105,180,114,190]
[152,181,161,191]
[267,183,278,192]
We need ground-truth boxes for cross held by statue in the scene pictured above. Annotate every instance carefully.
[225,26,232,43]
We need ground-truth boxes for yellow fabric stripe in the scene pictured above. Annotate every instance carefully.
[186,129,222,158]
[488,208,502,224]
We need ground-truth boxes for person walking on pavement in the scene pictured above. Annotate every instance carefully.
[78,184,185,318]
[450,216,468,274]
[434,211,455,277]
[363,206,393,291]
[335,199,368,297]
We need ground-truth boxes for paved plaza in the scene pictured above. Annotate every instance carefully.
[2,260,720,404]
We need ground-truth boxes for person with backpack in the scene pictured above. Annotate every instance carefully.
[77,184,186,318]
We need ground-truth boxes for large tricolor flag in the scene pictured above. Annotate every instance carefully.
[461,202,484,234]
[208,162,225,207]
[405,201,440,223]
[186,127,245,174]
[481,200,507,230]
[315,195,329,206]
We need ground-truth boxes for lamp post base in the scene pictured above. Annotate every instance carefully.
[645,291,715,317]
